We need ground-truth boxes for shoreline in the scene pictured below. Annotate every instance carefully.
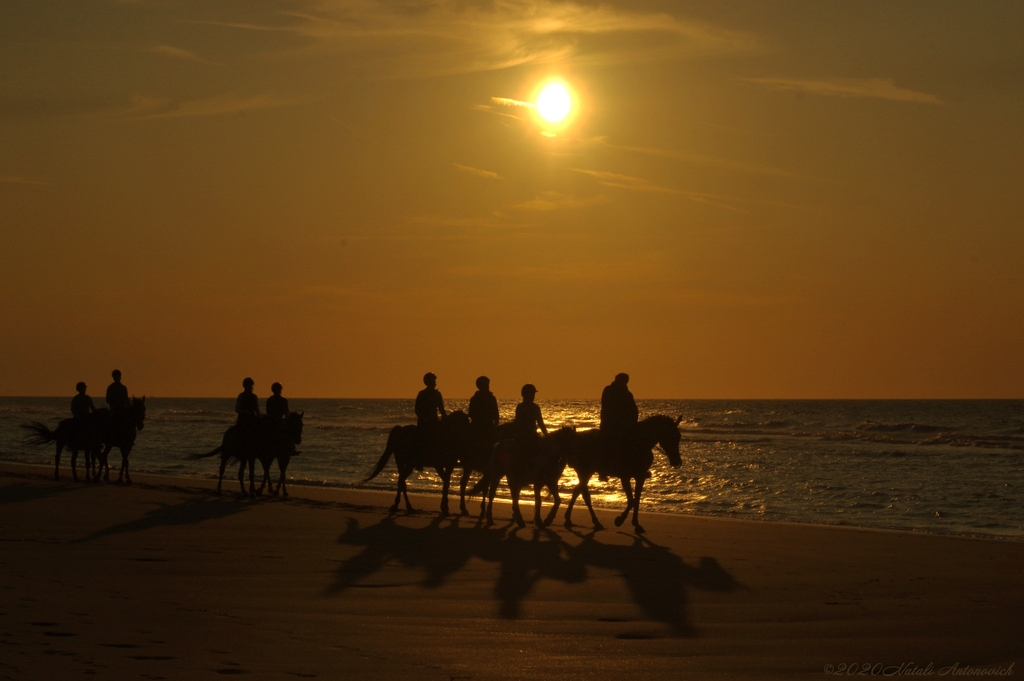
[2,461,1019,545]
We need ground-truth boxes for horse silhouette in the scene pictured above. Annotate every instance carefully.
[563,414,683,533]
[363,410,484,515]
[190,412,304,497]
[259,412,305,497]
[95,397,147,484]
[21,418,103,482]
[470,426,577,528]
[454,421,519,516]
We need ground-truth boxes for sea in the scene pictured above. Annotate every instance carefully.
[1,397,1021,540]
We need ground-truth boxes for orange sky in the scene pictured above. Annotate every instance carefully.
[1,1,1022,398]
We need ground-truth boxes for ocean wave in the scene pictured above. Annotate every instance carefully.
[856,422,944,434]
[159,409,234,417]
[311,424,390,432]
[691,420,791,430]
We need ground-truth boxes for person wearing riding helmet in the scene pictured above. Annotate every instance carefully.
[514,384,547,437]
[235,377,261,427]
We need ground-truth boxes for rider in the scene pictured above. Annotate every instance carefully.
[414,373,445,463]
[235,377,261,426]
[70,381,96,442]
[599,373,638,480]
[266,382,290,420]
[514,383,548,463]
[468,376,500,434]
[105,369,131,416]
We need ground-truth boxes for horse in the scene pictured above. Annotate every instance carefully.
[454,421,519,516]
[255,411,304,497]
[94,397,147,484]
[190,412,304,497]
[21,417,103,482]
[470,426,577,529]
[563,414,683,534]
[362,411,472,515]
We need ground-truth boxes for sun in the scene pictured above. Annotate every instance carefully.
[536,83,571,123]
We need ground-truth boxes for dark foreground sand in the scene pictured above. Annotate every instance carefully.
[2,462,1022,680]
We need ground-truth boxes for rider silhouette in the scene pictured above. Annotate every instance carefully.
[599,373,638,480]
[468,376,500,433]
[515,384,547,437]
[415,373,445,427]
[414,373,445,466]
[266,382,290,420]
[105,370,130,415]
[235,378,261,427]
[514,383,548,466]
[71,381,96,441]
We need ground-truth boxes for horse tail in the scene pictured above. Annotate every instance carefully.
[21,421,58,447]
[363,426,400,483]
[187,445,224,461]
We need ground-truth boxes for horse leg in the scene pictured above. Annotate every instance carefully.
[54,442,63,481]
[275,455,289,497]
[217,455,227,494]
[533,484,545,528]
[247,456,257,497]
[120,445,133,485]
[70,448,79,482]
[580,483,603,530]
[458,469,470,516]
[237,458,247,496]
[397,460,415,512]
[511,484,526,528]
[98,444,112,482]
[614,477,634,528]
[543,484,561,528]
[631,476,647,534]
[485,477,497,525]
[564,483,581,528]
[439,466,451,516]
[256,456,270,496]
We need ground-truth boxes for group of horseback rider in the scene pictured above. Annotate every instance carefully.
[413,370,638,468]
[69,370,132,439]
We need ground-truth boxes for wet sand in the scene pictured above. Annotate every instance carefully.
[1,461,1022,680]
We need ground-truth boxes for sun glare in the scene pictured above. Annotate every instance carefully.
[537,83,571,123]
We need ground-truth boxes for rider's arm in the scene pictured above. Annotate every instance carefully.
[537,405,548,436]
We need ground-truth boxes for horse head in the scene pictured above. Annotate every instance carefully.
[131,395,147,430]
[645,414,681,468]
[285,411,304,445]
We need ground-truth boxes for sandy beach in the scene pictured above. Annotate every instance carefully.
[2,462,1022,681]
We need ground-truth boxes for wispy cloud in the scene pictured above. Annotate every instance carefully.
[148,44,207,62]
[571,169,681,195]
[571,169,751,213]
[453,163,502,180]
[122,93,307,120]
[200,0,757,77]
[491,97,535,110]
[741,77,945,104]
[508,191,608,212]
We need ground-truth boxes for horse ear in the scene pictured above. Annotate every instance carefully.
[675,415,683,426]
[300,411,305,417]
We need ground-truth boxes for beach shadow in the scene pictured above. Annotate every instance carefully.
[328,515,498,594]
[329,516,586,617]
[74,496,251,543]
[567,530,742,636]
[0,481,87,507]
[328,516,734,632]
